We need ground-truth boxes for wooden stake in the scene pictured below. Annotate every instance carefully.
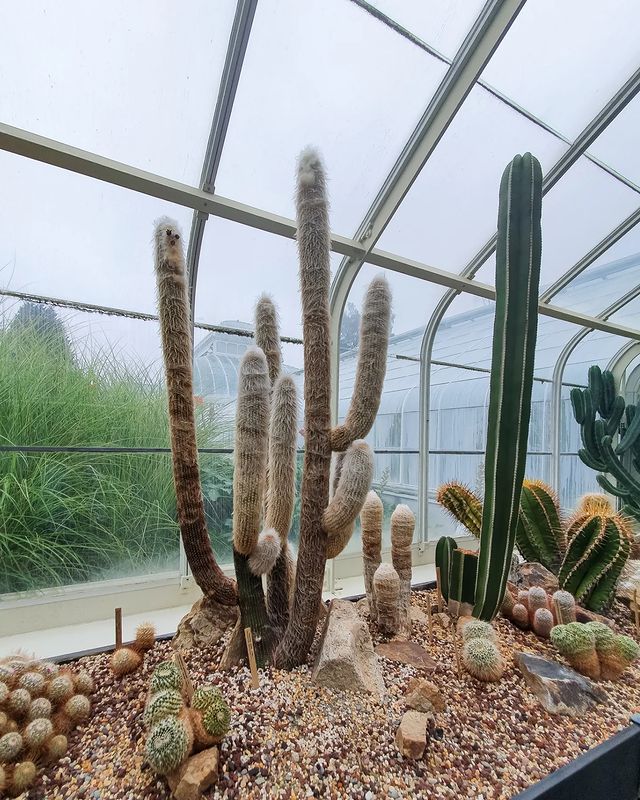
[244,627,260,689]
[453,621,461,675]
[435,567,443,613]
[115,608,122,650]
[173,651,194,702]
[634,588,640,637]
[426,594,433,645]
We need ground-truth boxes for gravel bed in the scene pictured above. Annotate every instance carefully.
[16,590,640,800]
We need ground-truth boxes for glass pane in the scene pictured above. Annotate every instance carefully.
[364,0,485,58]
[433,293,495,370]
[552,224,640,314]
[609,294,640,329]
[378,86,566,269]
[481,0,640,138]
[1,0,236,183]
[559,453,600,511]
[0,151,192,313]
[563,330,630,385]
[0,451,180,594]
[430,366,489,452]
[589,93,640,187]
[215,0,448,235]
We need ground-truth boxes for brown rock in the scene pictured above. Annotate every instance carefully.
[174,596,239,651]
[395,710,431,759]
[516,562,559,594]
[433,613,451,629]
[375,641,437,672]
[356,597,370,616]
[515,652,607,716]
[405,678,446,713]
[167,747,219,800]
[311,599,385,695]
[218,620,247,670]
[409,607,428,625]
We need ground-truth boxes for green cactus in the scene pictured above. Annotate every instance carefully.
[143,690,184,729]
[516,480,566,570]
[550,622,600,679]
[584,621,615,651]
[201,696,231,737]
[0,731,23,761]
[435,536,457,602]
[474,153,543,621]
[145,714,193,775]
[150,661,184,695]
[24,717,53,749]
[461,638,505,682]
[614,634,640,664]
[461,620,496,643]
[449,549,478,612]
[558,508,632,611]
[436,482,482,538]
[551,590,576,624]
[191,686,222,713]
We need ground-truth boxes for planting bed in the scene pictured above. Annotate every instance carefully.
[19,589,640,800]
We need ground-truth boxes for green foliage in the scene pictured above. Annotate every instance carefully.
[0,305,233,593]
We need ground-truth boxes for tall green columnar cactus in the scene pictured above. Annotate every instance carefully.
[474,152,543,621]
[274,149,391,668]
[435,536,457,602]
[448,549,478,615]
[436,482,482,538]
[516,480,566,571]
[154,220,237,606]
[571,365,640,522]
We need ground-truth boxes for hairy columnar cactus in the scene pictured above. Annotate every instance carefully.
[274,149,390,668]
[324,441,374,558]
[512,603,529,629]
[154,220,236,605]
[436,482,482,538]
[391,504,415,637]
[361,491,383,622]
[373,563,401,636]
[516,480,566,571]
[474,153,543,621]
[461,638,505,682]
[527,586,549,627]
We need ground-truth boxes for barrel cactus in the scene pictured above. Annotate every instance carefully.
[461,638,505,682]
[143,690,184,729]
[550,623,600,679]
[192,686,222,712]
[516,480,565,571]
[150,661,184,695]
[145,714,193,775]
[201,695,231,737]
[110,647,143,677]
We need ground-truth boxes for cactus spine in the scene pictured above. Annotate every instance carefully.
[361,491,383,622]
[436,482,482,538]
[391,504,414,637]
[153,220,236,606]
[474,153,543,621]
[373,563,401,636]
[516,480,565,571]
[145,713,194,775]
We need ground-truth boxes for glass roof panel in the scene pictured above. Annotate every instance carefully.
[0,151,191,313]
[588,93,640,188]
[480,0,640,138]
[563,329,631,385]
[0,0,236,184]
[552,227,640,315]
[473,158,640,287]
[363,0,485,58]
[377,85,567,270]
[608,294,640,328]
[214,0,449,236]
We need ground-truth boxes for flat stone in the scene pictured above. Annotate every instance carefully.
[405,677,446,713]
[395,710,431,759]
[433,612,450,629]
[375,641,437,672]
[167,747,219,800]
[311,599,385,696]
[174,596,239,651]
[409,607,428,625]
[515,652,607,716]
[516,562,559,595]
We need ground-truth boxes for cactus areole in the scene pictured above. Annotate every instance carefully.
[474,153,543,621]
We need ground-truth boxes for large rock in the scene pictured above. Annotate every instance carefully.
[375,641,437,672]
[167,747,219,800]
[311,599,385,695]
[409,607,428,625]
[515,652,607,716]
[516,562,559,594]
[173,596,239,651]
[405,677,446,713]
[395,710,432,759]
[218,619,247,670]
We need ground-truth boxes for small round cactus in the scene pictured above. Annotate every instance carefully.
[64,694,91,722]
[527,587,549,626]
[202,696,231,737]
[615,634,640,664]
[11,760,37,794]
[110,647,143,677]
[0,711,8,733]
[48,674,74,705]
[45,733,68,762]
[143,690,183,729]
[145,714,193,775]
[19,671,45,696]
[191,686,222,712]
[517,590,530,610]
[24,717,53,749]
[461,638,505,682]
[512,603,529,629]
[0,681,9,703]
[8,688,31,718]
[134,622,156,653]
[532,608,554,639]
[150,661,183,694]
[550,623,600,679]
[552,590,576,625]
[585,621,615,651]
[0,731,23,761]
[461,620,497,643]
[73,671,94,695]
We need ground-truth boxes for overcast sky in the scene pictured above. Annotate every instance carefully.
[1,0,639,372]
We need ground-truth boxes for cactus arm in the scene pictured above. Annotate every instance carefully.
[450,550,478,610]
[578,447,607,473]
[324,441,374,558]
[330,276,391,452]
[517,481,565,570]
[435,536,457,602]
[596,473,631,498]
[600,436,640,495]
[361,491,383,621]
[473,153,543,621]
[601,369,616,418]
[436,482,482,538]
[616,402,640,454]
[153,220,237,606]
[606,395,625,437]
[588,366,604,415]
[255,294,282,388]
[570,387,586,425]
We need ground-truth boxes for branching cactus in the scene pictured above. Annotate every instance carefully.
[391,505,415,637]
[373,563,401,636]
[361,491,383,622]
[274,150,391,668]
[154,220,236,606]
[516,480,566,571]
[436,482,482,538]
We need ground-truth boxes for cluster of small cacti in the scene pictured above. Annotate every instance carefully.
[0,653,93,796]
[460,620,505,682]
[550,622,640,680]
[110,622,157,677]
[144,660,231,776]
[502,587,576,638]
[360,491,415,638]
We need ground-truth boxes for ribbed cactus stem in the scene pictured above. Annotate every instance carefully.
[153,219,236,605]
[330,276,391,451]
[373,563,400,636]
[361,491,383,622]
[324,441,374,558]
[474,153,543,621]
[436,482,482,538]
[517,480,566,570]
[391,504,414,637]
[461,638,505,682]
